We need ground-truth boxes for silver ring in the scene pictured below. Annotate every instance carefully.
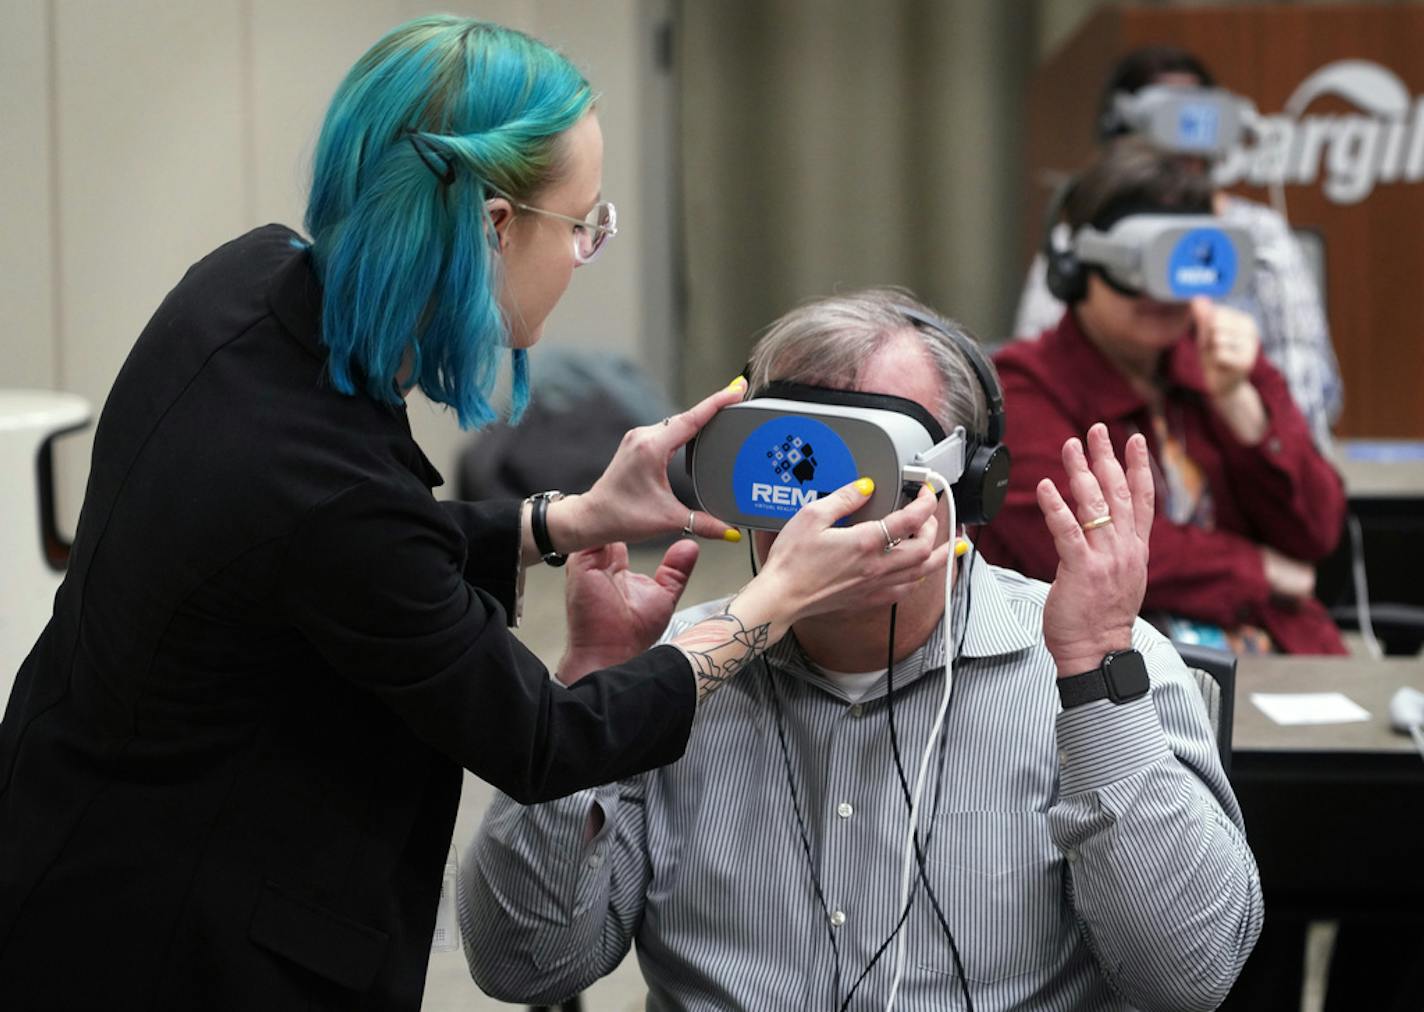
[1080,515,1113,532]
[878,519,901,553]
[681,511,696,538]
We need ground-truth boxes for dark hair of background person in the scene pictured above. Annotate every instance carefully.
[1096,45,1218,143]
[1064,138,1215,233]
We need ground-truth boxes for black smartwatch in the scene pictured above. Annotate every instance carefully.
[1056,649,1150,709]
[528,490,567,567]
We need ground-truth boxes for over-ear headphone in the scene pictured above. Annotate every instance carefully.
[894,306,1010,526]
[1097,91,1133,145]
[1042,177,1087,304]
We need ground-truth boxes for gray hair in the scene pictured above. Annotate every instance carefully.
[745,287,993,439]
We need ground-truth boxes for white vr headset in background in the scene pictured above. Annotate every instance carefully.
[1109,85,1258,159]
[1073,214,1256,301]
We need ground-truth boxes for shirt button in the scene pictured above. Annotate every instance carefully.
[1267,437,1282,454]
[1064,847,1079,863]
[829,909,846,927]
[837,801,854,819]
[849,704,864,718]
[1058,749,1068,765]
[587,852,603,869]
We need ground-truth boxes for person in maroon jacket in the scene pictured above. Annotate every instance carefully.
[979,141,1345,655]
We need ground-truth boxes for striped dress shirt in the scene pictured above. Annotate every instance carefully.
[460,557,1262,1011]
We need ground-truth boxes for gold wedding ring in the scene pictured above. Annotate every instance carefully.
[1080,515,1113,532]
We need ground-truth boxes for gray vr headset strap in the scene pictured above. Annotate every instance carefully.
[1073,228,1143,289]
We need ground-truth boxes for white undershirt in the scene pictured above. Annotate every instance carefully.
[808,663,888,703]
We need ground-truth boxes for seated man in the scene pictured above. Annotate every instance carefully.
[460,289,1263,1011]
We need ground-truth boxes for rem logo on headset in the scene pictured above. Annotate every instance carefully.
[1168,228,1239,299]
[733,416,858,519]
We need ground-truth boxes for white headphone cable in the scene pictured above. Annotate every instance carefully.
[885,472,957,1010]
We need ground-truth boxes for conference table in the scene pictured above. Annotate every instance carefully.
[1223,655,1424,1008]
[1331,439,1424,502]
[1233,655,1423,912]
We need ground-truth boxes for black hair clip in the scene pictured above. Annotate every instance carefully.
[405,129,456,186]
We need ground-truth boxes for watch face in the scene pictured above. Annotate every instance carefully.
[1104,650,1150,703]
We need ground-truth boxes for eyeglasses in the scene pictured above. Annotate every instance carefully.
[492,188,618,264]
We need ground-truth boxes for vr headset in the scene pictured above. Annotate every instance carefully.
[1102,85,1255,159]
[685,309,1010,532]
[1068,214,1255,302]
[1044,160,1257,303]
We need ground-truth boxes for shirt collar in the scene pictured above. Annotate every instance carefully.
[765,547,1035,702]
[955,548,1039,659]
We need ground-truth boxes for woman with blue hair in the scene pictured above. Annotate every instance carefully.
[0,17,944,1009]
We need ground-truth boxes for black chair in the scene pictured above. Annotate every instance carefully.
[1318,510,1424,657]
[1172,641,1237,777]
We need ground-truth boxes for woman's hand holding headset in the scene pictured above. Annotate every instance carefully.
[561,478,945,699]
[523,379,749,566]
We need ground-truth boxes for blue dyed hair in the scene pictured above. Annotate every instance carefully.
[304,16,594,427]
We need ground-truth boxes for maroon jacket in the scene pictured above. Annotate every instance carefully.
[978,310,1346,655]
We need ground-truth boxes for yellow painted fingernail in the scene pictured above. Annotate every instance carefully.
[954,538,969,557]
[725,376,748,393]
[722,528,742,543]
[855,477,875,496]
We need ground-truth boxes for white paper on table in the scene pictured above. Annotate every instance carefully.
[1249,692,1371,726]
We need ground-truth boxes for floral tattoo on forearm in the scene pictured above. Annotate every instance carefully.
[675,612,771,702]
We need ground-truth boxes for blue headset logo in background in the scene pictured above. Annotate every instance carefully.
[732,416,859,521]
[1168,227,1238,298]
[1175,102,1220,150]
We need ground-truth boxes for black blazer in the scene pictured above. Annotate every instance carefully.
[0,226,695,1010]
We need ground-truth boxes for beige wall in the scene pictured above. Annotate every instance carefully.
[0,0,675,535]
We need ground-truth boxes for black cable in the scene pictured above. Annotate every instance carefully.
[838,899,916,1012]
[837,606,921,1011]
[884,606,971,1000]
[842,548,980,1011]
[898,548,975,1011]
[761,535,982,1011]
[747,531,759,577]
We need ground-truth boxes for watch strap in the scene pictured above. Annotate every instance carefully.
[1056,649,1150,709]
[1056,668,1111,709]
[529,491,566,567]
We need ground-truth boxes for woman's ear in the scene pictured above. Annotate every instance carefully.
[485,197,515,252]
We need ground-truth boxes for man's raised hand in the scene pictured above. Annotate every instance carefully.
[1034,424,1153,678]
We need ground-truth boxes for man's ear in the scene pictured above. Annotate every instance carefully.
[486,197,515,252]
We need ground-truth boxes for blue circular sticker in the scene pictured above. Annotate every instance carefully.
[1167,227,1238,299]
[732,416,859,522]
